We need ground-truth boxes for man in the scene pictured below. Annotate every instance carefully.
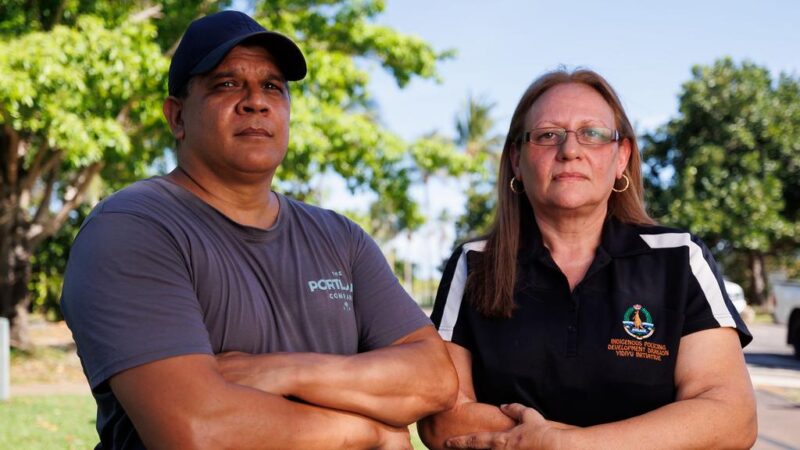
[61,10,457,449]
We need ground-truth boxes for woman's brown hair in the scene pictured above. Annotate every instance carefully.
[468,68,655,318]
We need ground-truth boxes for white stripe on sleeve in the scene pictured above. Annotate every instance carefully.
[639,233,736,327]
[438,241,486,341]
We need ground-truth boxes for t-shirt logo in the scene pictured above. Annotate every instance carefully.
[307,270,353,310]
[622,304,655,340]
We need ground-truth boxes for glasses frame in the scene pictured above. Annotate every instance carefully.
[521,127,621,147]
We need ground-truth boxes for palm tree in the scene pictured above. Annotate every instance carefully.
[454,94,502,241]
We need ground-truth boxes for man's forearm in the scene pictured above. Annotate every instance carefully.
[218,326,458,426]
[110,354,407,450]
[418,402,516,450]
[196,384,407,450]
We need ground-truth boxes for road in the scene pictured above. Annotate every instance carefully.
[745,322,800,450]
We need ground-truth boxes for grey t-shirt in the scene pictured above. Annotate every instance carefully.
[61,176,430,449]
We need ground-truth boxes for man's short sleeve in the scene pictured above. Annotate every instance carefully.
[348,224,430,351]
[61,211,212,389]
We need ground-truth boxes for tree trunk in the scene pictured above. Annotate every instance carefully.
[11,297,32,351]
[0,227,34,350]
[748,251,768,307]
[11,244,33,350]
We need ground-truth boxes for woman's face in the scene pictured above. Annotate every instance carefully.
[512,82,631,218]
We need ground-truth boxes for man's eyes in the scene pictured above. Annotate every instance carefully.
[213,80,237,89]
[264,82,284,91]
[214,80,283,92]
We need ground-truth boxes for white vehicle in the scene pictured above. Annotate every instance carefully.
[773,279,800,359]
[723,279,747,315]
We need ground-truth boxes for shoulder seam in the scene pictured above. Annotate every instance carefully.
[639,232,736,328]
[463,240,487,253]
[437,244,476,341]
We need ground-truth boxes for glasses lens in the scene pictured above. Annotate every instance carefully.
[528,128,565,146]
[577,127,614,144]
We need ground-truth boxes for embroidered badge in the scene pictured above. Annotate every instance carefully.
[622,304,655,340]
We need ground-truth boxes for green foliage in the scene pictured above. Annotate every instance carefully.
[258,0,459,236]
[644,58,800,249]
[0,14,169,185]
[643,58,800,300]
[29,206,90,320]
[0,1,229,50]
[0,1,465,320]
[456,186,495,240]
[453,95,502,242]
[0,9,180,329]
[411,133,473,179]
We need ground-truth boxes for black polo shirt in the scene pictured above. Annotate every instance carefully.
[431,218,751,427]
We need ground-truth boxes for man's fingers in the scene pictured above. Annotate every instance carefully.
[499,403,528,421]
[446,431,506,449]
[501,403,545,425]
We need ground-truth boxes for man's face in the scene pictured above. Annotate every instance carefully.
[174,45,291,181]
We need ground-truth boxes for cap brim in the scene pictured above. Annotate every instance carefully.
[190,30,307,81]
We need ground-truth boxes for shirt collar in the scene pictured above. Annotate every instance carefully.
[518,215,656,265]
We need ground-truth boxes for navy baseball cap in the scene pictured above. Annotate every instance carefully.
[168,10,307,96]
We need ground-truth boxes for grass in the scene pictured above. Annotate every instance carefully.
[0,395,97,450]
[763,386,800,404]
[0,394,428,449]
[7,319,431,447]
[410,424,426,449]
[10,346,85,384]
[752,310,776,324]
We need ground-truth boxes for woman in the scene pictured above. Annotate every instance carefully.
[418,69,756,449]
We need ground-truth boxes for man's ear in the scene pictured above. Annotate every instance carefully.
[163,96,185,141]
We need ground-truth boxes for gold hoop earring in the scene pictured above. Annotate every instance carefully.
[509,176,525,194]
[612,174,630,193]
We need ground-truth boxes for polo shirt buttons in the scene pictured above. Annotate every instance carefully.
[566,323,578,356]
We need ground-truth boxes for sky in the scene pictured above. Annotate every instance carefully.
[329,0,799,283]
[368,0,798,140]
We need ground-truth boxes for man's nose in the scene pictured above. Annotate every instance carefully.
[237,86,270,114]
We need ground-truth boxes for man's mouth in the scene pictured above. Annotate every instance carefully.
[236,127,273,137]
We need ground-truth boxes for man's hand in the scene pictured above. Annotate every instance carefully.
[215,326,457,427]
[417,343,517,450]
[445,404,559,450]
[110,354,415,449]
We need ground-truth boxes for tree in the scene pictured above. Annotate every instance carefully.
[643,58,800,305]
[453,94,502,242]
[1,0,463,348]
[0,11,174,349]
[1,1,228,346]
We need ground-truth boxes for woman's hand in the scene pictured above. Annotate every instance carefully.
[445,403,563,449]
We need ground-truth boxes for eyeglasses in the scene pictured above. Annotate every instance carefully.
[522,127,620,146]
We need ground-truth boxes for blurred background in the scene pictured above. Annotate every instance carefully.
[0,0,799,448]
